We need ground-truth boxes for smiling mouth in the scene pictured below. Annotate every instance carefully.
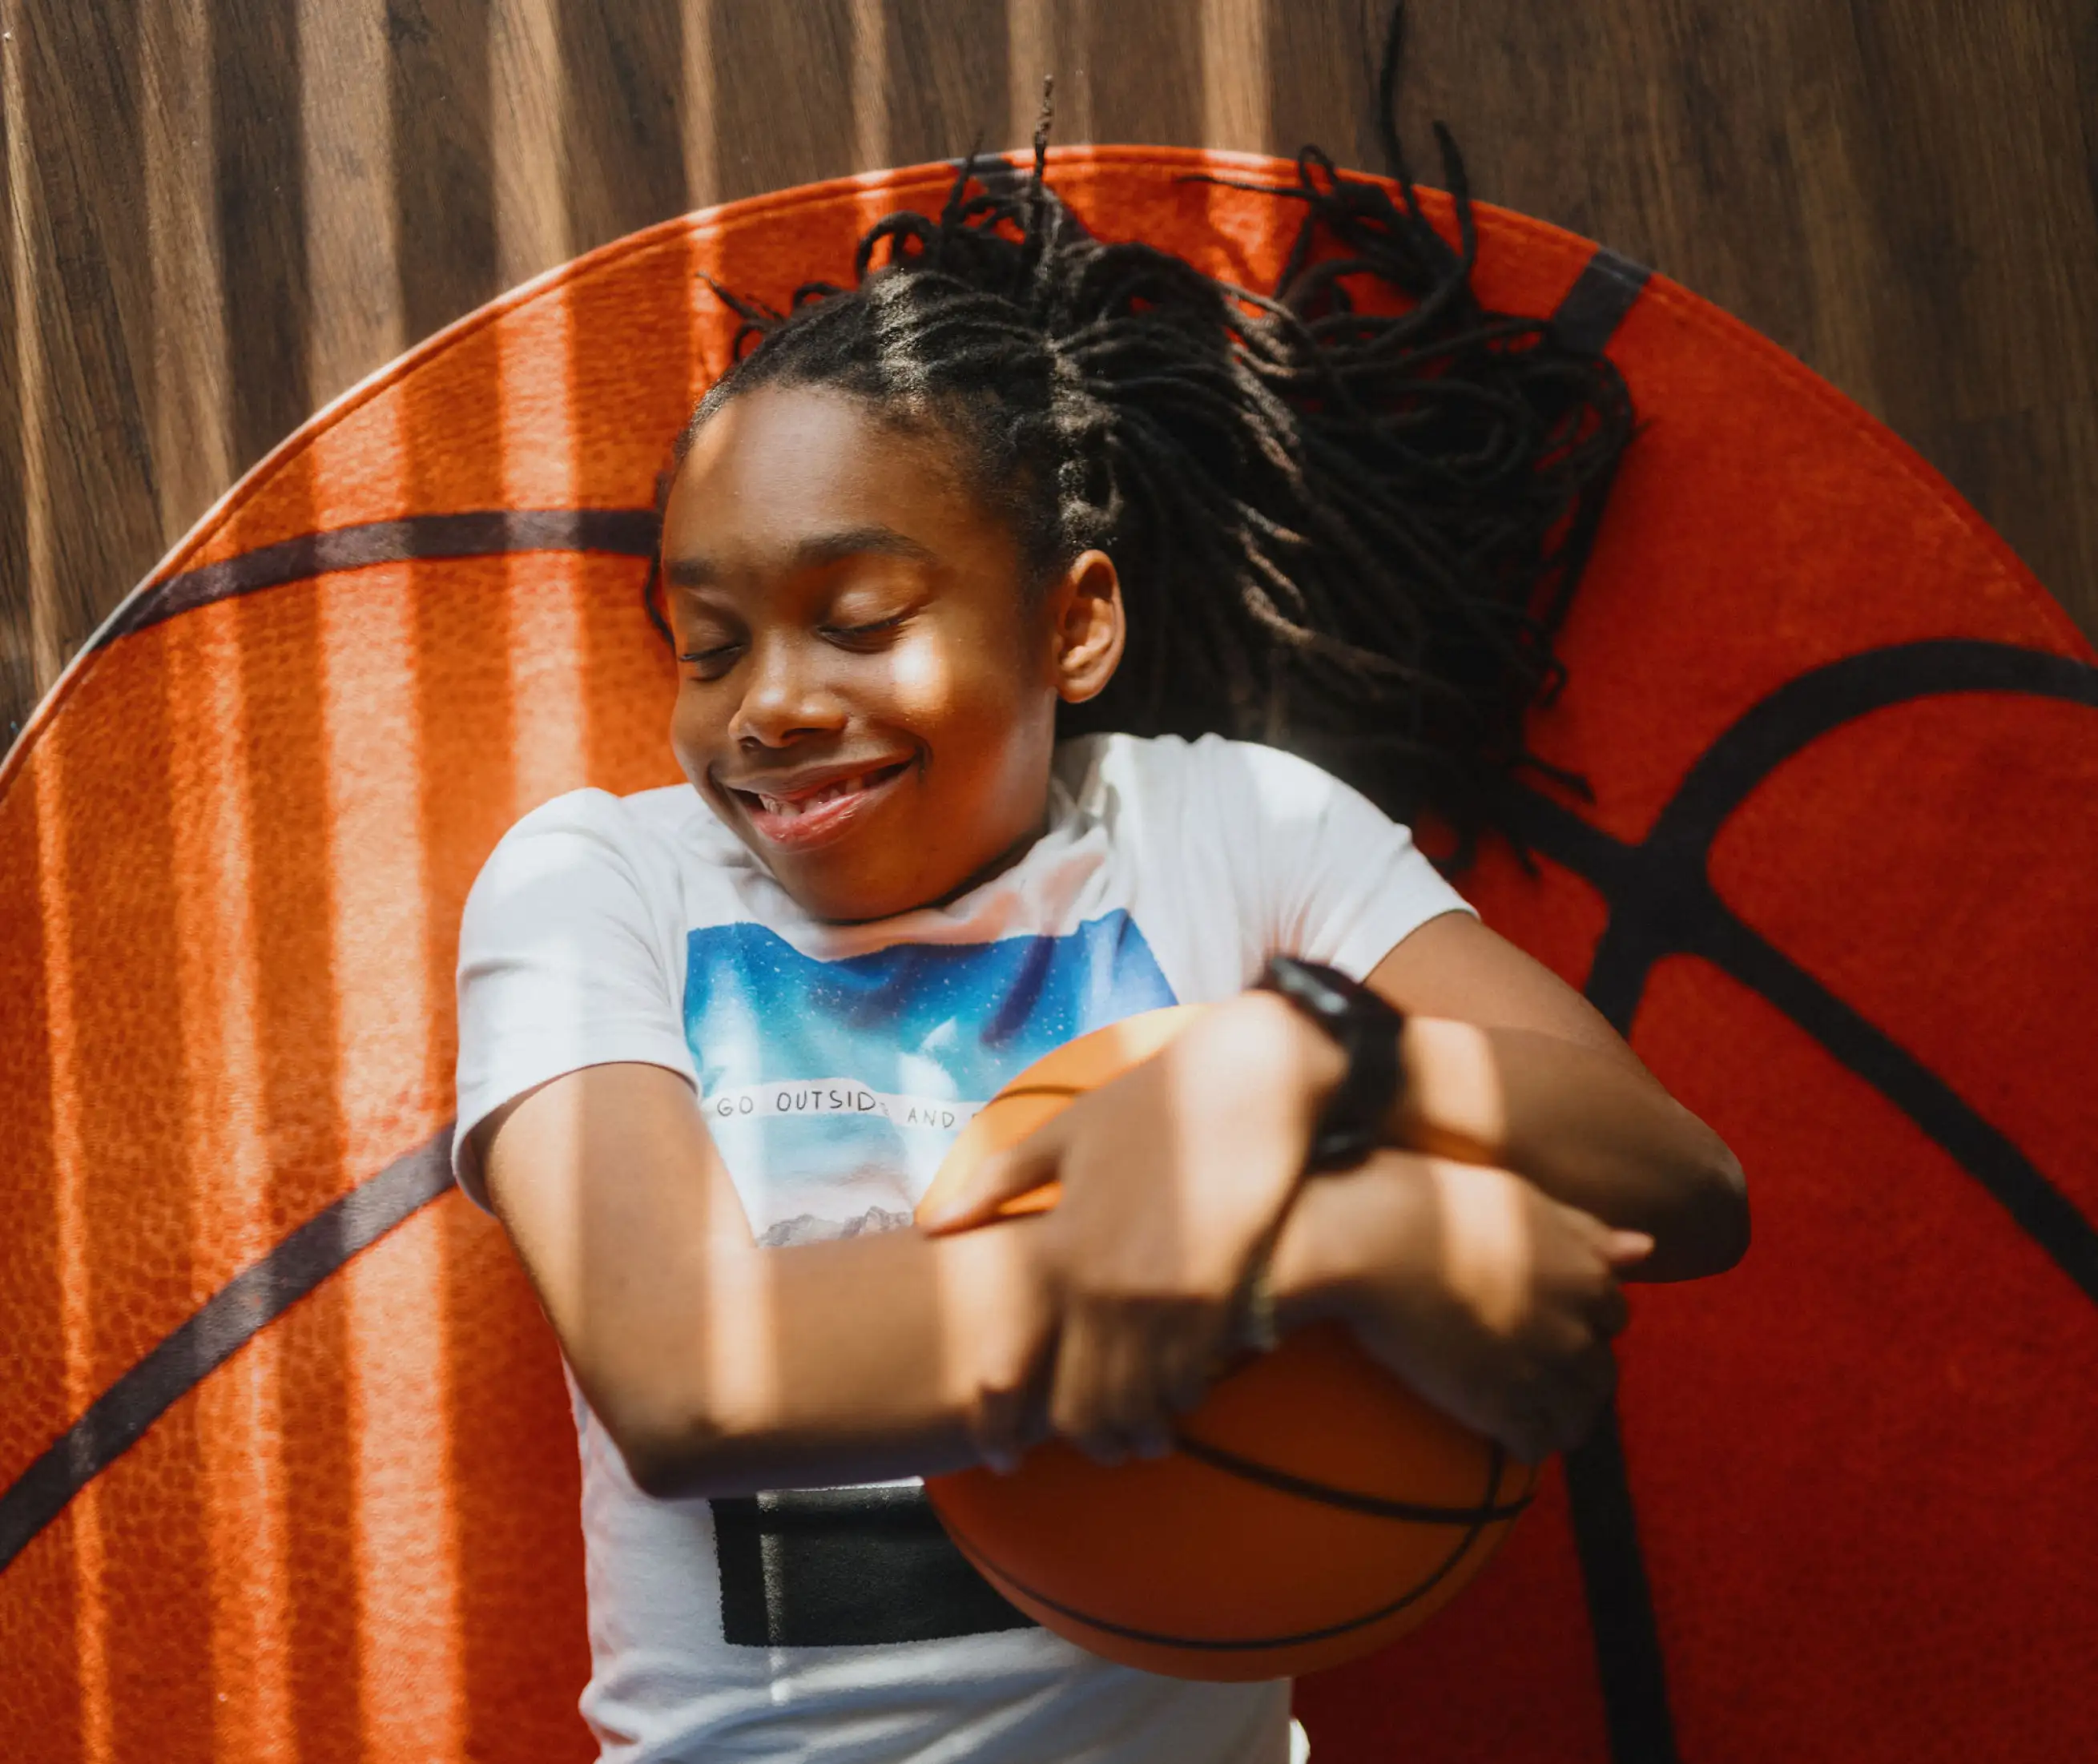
[725,759,914,847]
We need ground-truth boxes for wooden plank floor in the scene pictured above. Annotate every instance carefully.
[4,0,2095,742]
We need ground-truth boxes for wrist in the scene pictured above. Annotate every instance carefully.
[1216,986,1351,1136]
[1266,1162,1383,1331]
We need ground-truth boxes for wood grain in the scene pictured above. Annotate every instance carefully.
[4,0,2095,742]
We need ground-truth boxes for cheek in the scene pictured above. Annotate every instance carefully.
[892,638,1034,757]
[881,635,951,707]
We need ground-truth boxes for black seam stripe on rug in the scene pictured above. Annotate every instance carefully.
[1572,844,2098,1307]
[0,1126,457,1575]
[1525,635,2098,1764]
[1551,246,1652,356]
[1545,244,1674,1764]
[1563,1406,1673,1763]
[102,508,659,643]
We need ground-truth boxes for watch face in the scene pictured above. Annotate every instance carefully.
[1266,955,1395,1027]
[1264,954,1352,1019]
[1312,965,1359,1013]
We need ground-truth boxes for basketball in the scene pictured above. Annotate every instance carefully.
[915,1005,1537,1682]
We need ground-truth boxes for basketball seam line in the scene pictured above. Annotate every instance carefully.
[936,1440,1511,1653]
[1169,1430,1535,1525]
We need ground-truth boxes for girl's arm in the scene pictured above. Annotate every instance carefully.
[1365,911,1750,1283]
[475,1060,1059,1500]
[920,912,1748,1459]
[477,1056,1458,1493]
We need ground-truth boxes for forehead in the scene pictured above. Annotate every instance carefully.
[662,382,992,574]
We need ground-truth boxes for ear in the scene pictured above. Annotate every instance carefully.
[1043,550,1126,704]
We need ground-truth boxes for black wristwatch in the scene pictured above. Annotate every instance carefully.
[1255,954,1407,1172]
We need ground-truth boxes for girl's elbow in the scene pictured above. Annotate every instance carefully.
[1690,1146,1750,1276]
[617,1428,715,1502]
[595,1375,734,1500]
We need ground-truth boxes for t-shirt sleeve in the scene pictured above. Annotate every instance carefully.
[1190,736,1481,984]
[452,788,697,1209]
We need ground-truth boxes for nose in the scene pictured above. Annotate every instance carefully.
[728,630,848,750]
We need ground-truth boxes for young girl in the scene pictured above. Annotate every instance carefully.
[453,127,1748,1764]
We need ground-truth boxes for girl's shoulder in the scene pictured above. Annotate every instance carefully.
[471,782,735,905]
[497,780,723,851]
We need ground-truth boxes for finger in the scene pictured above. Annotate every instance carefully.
[1099,1313,1178,1462]
[1591,1276,1631,1339]
[1160,1317,1223,1416]
[919,1122,1065,1235]
[1048,1310,1113,1462]
[972,1379,1029,1475]
[1498,1398,1555,1467]
[1604,1229,1656,1270]
[1537,1346,1619,1456]
[1051,1309,1149,1467]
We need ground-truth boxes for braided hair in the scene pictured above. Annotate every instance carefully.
[645,46,1633,879]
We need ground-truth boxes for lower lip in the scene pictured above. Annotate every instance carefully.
[734,762,913,851]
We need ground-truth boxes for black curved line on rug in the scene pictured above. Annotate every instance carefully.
[101,507,660,643]
[1516,638,2098,1305]
[1522,634,2098,1764]
[1526,240,1677,1764]
[0,1130,456,1574]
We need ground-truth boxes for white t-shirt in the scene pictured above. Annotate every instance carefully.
[454,731,1478,1764]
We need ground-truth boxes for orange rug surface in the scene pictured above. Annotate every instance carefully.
[2,147,2094,1764]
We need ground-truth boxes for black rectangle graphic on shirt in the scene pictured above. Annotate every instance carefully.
[714,1484,1037,1648]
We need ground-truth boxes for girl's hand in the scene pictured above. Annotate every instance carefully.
[921,992,1344,1465]
[1300,1150,1652,1464]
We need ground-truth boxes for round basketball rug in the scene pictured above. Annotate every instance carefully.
[2,146,2093,1764]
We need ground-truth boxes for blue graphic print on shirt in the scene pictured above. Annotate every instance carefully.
[683,910,1177,1234]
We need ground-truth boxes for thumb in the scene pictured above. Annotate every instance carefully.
[918,1125,1064,1235]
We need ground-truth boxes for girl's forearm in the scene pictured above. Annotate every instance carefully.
[657,1218,1052,1498]
[1386,1017,1747,1279]
[482,1062,1053,1501]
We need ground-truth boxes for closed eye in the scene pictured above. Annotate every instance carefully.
[677,642,743,674]
[821,611,911,648]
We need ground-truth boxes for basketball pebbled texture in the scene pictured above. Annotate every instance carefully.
[2,147,2093,1763]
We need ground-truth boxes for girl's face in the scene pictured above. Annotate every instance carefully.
[660,383,1122,923]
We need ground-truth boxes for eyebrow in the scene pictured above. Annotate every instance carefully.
[663,525,938,590]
